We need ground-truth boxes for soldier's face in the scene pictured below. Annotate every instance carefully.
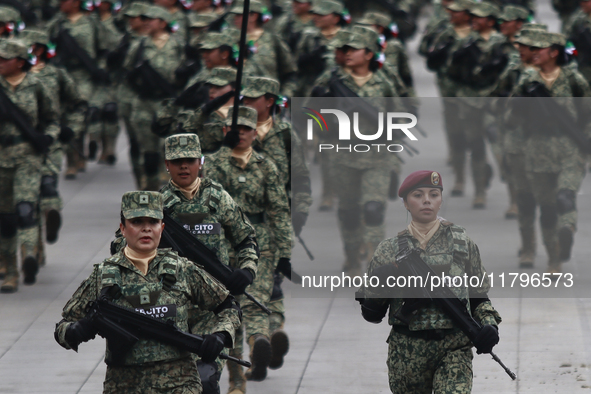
[128,16,146,33]
[335,48,346,66]
[224,125,257,150]
[500,20,522,38]
[581,0,591,14]
[403,187,442,224]
[292,1,311,16]
[243,95,274,119]
[313,13,339,29]
[471,15,493,32]
[344,47,372,68]
[518,43,534,64]
[201,48,228,68]
[192,0,212,12]
[60,0,80,14]
[0,57,24,77]
[233,13,258,29]
[120,217,164,254]
[165,158,201,188]
[448,10,470,26]
[154,0,176,7]
[146,18,168,36]
[531,46,558,67]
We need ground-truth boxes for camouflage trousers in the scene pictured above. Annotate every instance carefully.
[333,165,389,260]
[118,86,143,188]
[88,84,121,157]
[387,329,473,394]
[103,357,201,394]
[0,154,43,279]
[506,152,536,254]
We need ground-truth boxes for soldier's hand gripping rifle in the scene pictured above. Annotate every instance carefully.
[160,210,272,315]
[85,289,251,367]
[128,39,177,99]
[56,27,110,84]
[390,245,516,380]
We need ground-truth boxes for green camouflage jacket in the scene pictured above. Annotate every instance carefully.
[362,221,502,331]
[272,12,315,53]
[385,38,414,95]
[205,147,292,258]
[0,73,60,168]
[178,105,226,154]
[563,9,591,81]
[55,249,240,365]
[295,26,338,96]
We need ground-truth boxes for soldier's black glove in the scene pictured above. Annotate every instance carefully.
[297,46,327,74]
[175,62,201,86]
[202,90,235,116]
[226,268,253,295]
[58,126,75,144]
[291,211,307,237]
[370,263,399,284]
[360,298,389,324]
[151,115,170,137]
[222,129,240,149]
[174,83,209,109]
[200,332,226,363]
[311,86,331,98]
[65,317,97,351]
[473,324,499,354]
[91,69,111,85]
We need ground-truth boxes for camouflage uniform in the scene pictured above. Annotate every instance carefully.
[20,29,87,266]
[312,28,400,274]
[272,0,315,53]
[0,40,59,293]
[564,9,591,83]
[228,0,298,97]
[0,6,21,39]
[55,191,240,394]
[206,106,292,390]
[361,221,501,394]
[509,32,591,271]
[123,5,185,190]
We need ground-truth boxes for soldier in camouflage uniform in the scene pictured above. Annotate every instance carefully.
[357,170,502,394]
[21,29,87,266]
[154,0,191,41]
[206,106,292,391]
[272,0,314,53]
[0,6,23,38]
[161,133,259,394]
[229,0,298,97]
[123,5,185,190]
[553,0,580,32]
[0,39,59,293]
[312,27,400,275]
[564,0,591,82]
[509,31,591,273]
[55,191,241,394]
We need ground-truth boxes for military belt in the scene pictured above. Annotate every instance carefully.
[246,212,266,224]
[0,134,25,147]
[392,325,459,340]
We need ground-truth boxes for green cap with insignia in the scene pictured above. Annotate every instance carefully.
[514,23,548,46]
[165,133,202,160]
[499,5,529,22]
[346,25,380,53]
[311,0,344,15]
[225,106,258,129]
[121,191,163,220]
[199,31,235,49]
[123,1,148,17]
[0,39,29,60]
[330,29,353,48]
[469,1,500,18]
[527,31,566,48]
[142,5,172,23]
[242,76,280,98]
[446,0,473,12]
[20,29,50,46]
[357,11,391,28]
[189,12,219,28]
[0,6,19,23]
[206,67,237,86]
[229,0,266,14]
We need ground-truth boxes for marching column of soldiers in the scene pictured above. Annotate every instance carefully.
[0,0,588,393]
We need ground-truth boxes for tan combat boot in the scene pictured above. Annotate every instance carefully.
[227,352,246,394]
[472,193,486,209]
[245,334,271,381]
[318,193,334,212]
[0,260,6,280]
[505,203,518,219]
[0,275,18,293]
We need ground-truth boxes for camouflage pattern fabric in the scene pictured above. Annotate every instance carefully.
[121,191,163,219]
[563,9,591,82]
[179,108,227,154]
[165,133,202,160]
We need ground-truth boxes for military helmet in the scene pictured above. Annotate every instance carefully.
[142,5,172,23]
[121,191,163,220]
[347,25,381,54]
[199,31,235,49]
[19,29,50,47]
[310,0,344,15]
[446,0,473,12]
[331,29,354,49]
[225,106,258,129]
[206,67,237,86]
[165,133,202,160]
[242,76,280,98]
[188,12,219,28]
[123,2,149,17]
[499,5,529,22]
[514,23,548,46]
[469,1,500,18]
[357,11,390,28]
[527,31,566,48]
[0,39,29,60]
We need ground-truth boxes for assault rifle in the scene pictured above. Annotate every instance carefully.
[524,81,591,154]
[0,86,49,154]
[85,292,251,367]
[391,244,516,380]
[448,37,482,84]
[128,39,177,99]
[56,27,110,84]
[160,210,272,315]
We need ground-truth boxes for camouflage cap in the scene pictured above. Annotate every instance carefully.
[469,1,500,18]
[330,29,353,48]
[0,39,29,60]
[20,29,50,46]
[123,2,149,17]
[357,11,391,28]
[229,0,266,14]
[499,5,529,22]
[206,67,237,86]
[527,31,566,48]
[446,0,473,12]
[0,6,19,23]
[242,76,280,98]
[310,0,344,15]
[121,191,163,220]
[225,106,258,129]
[165,133,202,160]
[188,12,219,28]
[142,5,172,23]
[346,25,380,53]
[199,31,235,49]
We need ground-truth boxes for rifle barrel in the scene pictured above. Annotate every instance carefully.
[490,351,517,380]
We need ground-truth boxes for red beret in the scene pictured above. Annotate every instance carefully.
[398,170,443,198]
